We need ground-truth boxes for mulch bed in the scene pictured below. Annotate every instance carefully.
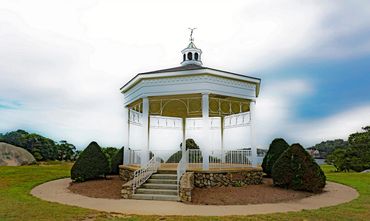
[68,176,315,205]
[68,175,123,199]
[191,178,314,205]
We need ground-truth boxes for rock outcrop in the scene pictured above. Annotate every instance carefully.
[0,142,36,166]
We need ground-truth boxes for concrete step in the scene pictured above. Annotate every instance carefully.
[142,183,178,190]
[132,194,179,201]
[147,178,177,184]
[151,174,177,180]
[136,188,177,195]
[157,170,177,174]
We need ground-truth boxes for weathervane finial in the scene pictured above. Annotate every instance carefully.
[188,27,196,42]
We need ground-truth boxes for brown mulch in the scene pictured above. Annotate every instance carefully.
[191,178,315,205]
[68,177,315,205]
[68,175,123,199]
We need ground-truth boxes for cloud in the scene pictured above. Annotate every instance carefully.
[255,79,313,147]
[0,0,370,149]
[288,105,370,146]
[255,78,370,148]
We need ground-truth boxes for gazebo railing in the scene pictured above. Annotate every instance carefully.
[132,156,160,193]
[187,149,253,170]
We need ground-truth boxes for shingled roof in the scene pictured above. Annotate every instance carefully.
[120,64,261,91]
[137,64,260,81]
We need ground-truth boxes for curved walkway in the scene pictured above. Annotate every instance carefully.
[31,178,358,216]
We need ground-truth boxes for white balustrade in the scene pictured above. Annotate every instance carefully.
[132,156,161,193]
[129,109,143,126]
[224,112,251,128]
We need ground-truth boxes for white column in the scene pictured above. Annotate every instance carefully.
[221,116,225,163]
[250,100,257,167]
[202,93,210,170]
[123,106,130,165]
[182,118,186,160]
[141,97,149,167]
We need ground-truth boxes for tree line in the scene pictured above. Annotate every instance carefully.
[0,129,120,162]
[308,126,370,172]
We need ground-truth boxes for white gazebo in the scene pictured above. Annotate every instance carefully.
[120,38,261,170]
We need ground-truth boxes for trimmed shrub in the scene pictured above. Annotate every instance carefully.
[110,147,123,174]
[272,143,326,193]
[180,138,200,150]
[262,138,290,176]
[167,139,200,163]
[71,141,109,182]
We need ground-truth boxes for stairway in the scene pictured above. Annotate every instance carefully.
[132,170,179,201]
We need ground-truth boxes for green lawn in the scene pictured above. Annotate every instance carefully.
[0,164,369,221]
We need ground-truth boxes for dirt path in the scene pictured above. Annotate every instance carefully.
[31,178,359,216]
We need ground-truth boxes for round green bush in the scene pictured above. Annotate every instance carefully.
[110,147,123,175]
[71,141,109,182]
[272,143,326,193]
[262,138,290,176]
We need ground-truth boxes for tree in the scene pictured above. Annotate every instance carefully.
[272,143,326,193]
[0,130,77,161]
[326,148,351,172]
[56,140,76,161]
[110,147,124,174]
[262,138,290,177]
[326,126,370,172]
[101,147,119,170]
[71,141,110,182]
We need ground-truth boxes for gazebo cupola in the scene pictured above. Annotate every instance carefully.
[181,29,202,66]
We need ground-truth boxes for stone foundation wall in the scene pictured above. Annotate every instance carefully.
[179,172,194,202]
[119,165,136,182]
[193,169,263,188]
[121,180,133,199]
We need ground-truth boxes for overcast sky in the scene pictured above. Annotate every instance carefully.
[1,0,370,149]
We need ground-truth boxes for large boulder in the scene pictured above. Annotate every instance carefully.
[71,141,109,182]
[262,138,290,176]
[0,142,36,166]
[272,143,326,193]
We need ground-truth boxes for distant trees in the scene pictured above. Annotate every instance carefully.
[0,129,77,161]
[326,126,370,172]
[308,139,348,158]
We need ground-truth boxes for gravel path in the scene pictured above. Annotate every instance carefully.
[31,178,359,216]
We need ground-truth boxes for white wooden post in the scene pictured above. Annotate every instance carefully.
[250,100,257,167]
[221,116,225,163]
[182,118,186,160]
[202,93,209,170]
[141,97,149,167]
[123,106,130,165]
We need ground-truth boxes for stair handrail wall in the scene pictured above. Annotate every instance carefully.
[132,156,160,193]
[176,149,189,195]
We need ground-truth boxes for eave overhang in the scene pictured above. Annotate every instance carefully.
[120,68,261,97]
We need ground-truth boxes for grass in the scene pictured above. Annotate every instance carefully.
[0,164,369,221]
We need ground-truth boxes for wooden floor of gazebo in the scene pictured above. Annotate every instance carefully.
[127,163,261,171]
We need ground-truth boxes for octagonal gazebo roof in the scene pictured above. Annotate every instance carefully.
[120,39,261,106]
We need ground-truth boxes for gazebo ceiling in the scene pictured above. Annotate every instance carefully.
[128,93,251,118]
